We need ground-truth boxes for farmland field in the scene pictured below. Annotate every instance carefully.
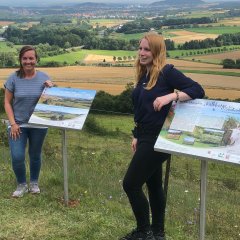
[188,26,240,35]
[165,30,218,44]
[0,21,14,26]
[40,49,137,65]
[184,50,240,64]
[89,18,131,28]
[218,17,240,26]
[110,30,218,44]
[1,61,239,100]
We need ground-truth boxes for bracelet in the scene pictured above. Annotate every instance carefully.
[10,123,16,126]
[175,91,179,102]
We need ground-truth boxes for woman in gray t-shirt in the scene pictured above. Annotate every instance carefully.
[4,45,53,197]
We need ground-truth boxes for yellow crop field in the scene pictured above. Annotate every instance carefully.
[84,54,115,63]
[219,17,240,26]
[1,63,239,100]
[167,30,218,44]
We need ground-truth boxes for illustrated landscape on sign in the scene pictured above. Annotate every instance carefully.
[29,87,96,130]
[155,99,240,164]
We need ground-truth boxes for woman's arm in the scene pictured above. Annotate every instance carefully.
[153,91,191,111]
[4,89,15,126]
[4,89,21,140]
[167,66,205,99]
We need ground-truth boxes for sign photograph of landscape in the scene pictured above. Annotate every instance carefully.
[154,99,240,165]
[29,87,96,130]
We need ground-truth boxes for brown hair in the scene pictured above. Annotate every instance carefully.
[16,45,38,78]
[135,32,166,90]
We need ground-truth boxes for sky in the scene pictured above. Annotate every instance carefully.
[44,87,96,100]
[0,0,237,7]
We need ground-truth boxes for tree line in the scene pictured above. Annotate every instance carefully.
[180,33,240,50]
[3,24,140,51]
[116,17,216,34]
[5,24,239,52]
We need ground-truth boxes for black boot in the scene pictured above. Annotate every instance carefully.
[152,230,165,240]
[119,229,155,240]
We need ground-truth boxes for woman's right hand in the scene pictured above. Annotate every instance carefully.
[10,123,21,140]
[131,138,138,152]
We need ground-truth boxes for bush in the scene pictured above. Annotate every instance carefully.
[222,58,236,69]
[83,115,108,135]
[40,61,64,67]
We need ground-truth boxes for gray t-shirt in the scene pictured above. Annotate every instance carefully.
[4,71,50,125]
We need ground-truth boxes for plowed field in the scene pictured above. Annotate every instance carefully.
[1,63,239,99]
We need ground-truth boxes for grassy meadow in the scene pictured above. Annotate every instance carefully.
[0,112,239,240]
[187,26,240,35]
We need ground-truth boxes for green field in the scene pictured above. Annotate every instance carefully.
[187,26,240,35]
[40,50,87,64]
[40,49,136,64]
[0,113,239,240]
[89,18,131,26]
[109,32,146,41]
[179,10,218,18]
[182,69,240,77]
[0,42,18,52]
[110,31,176,41]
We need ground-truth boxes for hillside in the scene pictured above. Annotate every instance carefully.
[150,0,205,6]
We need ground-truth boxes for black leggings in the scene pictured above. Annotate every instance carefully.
[123,133,169,232]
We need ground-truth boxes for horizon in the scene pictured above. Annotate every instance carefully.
[0,0,238,7]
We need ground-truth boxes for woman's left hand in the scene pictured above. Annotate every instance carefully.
[44,80,54,87]
[153,95,172,111]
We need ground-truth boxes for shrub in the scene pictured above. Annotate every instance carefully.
[222,58,236,69]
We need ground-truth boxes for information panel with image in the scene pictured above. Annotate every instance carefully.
[154,99,240,165]
[29,87,96,130]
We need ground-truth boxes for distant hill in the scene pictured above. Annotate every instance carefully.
[74,2,108,8]
[150,0,205,6]
[216,1,240,8]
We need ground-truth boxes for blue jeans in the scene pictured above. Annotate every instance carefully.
[8,127,48,184]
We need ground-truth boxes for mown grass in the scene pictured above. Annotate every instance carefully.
[0,42,19,52]
[188,26,240,35]
[181,69,240,77]
[180,11,218,18]
[0,113,240,240]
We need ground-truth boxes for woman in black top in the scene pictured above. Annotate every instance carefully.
[120,32,205,240]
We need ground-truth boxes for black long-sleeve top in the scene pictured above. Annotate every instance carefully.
[132,64,205,134]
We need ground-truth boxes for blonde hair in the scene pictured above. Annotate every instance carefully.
[135,32,166,90]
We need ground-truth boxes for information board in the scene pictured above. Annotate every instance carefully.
[154,99,240,165]
[29,87,96,130]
